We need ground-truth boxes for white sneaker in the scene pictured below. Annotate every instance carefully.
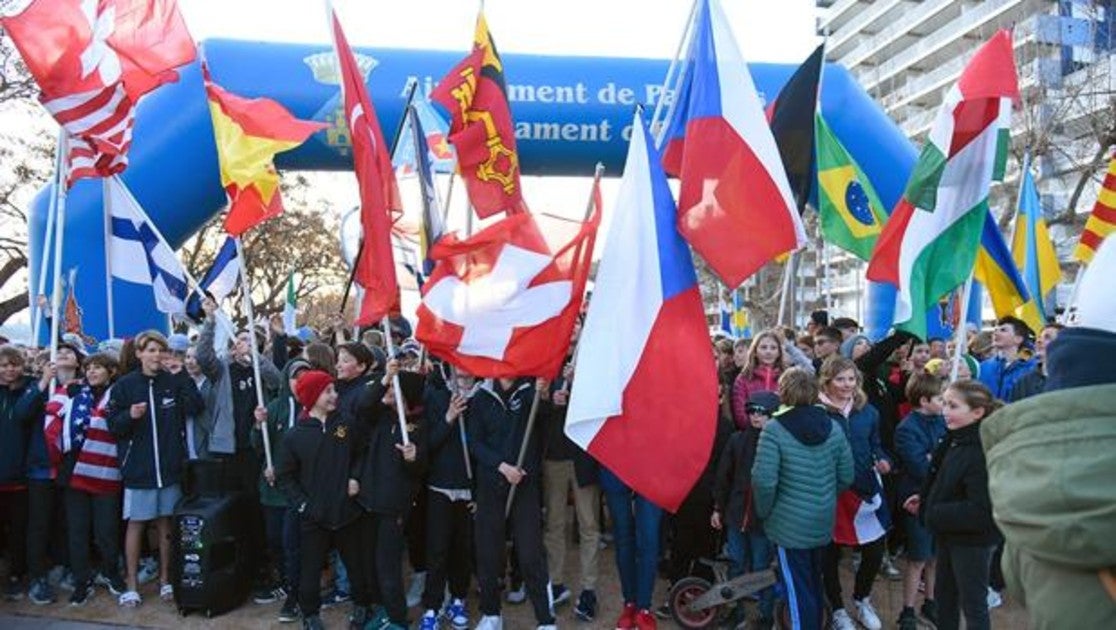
[853,598,882,630]
[474,615,503,630]
[880,555,902,580]
[407,571,427,608]
[536,626,557,630]
[987,587,1003,609]
[505,585,526,604]
[830,608,856,630]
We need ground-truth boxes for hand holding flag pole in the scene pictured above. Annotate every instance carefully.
[505,163,604,517]
[381,315,411,447]
[233,237,275,471]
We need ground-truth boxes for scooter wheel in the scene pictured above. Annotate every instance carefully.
[669,576,718,629]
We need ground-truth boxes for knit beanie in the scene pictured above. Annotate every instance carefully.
[294,370,333,410]
[840,334,870,359]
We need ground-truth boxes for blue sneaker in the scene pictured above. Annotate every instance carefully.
[322,589,351,608]
[419,609,439,630]
[364,605,389,630]
[29,577,56,605]
[443,598,469,629]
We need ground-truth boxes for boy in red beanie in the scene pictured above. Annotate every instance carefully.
[277,370,367,630]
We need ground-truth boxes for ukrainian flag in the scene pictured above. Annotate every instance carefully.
[974,213,1039,331]
[1011,161,1060,325]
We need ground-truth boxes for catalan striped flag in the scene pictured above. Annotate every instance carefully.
[1074,152,1116,263]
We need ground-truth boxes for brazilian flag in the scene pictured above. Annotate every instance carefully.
[815,114,888,260]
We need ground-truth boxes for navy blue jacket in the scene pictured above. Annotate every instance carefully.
[468,379,542,490]
[108,369,203,489]
[0,377,41,485]
[894,410,947,502]
[424,383,473,492]
[828,403,892,500]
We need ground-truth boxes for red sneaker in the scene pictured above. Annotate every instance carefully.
[636,609,658,629]
[615,602,637,630]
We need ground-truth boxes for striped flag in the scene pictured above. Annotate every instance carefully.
[867,30,1018,338]
[1074,152,1116,263]
[1,1,196,186]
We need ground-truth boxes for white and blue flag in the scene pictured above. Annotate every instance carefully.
[107,176,189,315]
[185,236,240,321]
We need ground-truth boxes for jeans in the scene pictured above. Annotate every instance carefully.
[331,549,351,594]
[64,489,120,586]
[935,541,993,630]
[727,528,774,620]
[601,468,662,610]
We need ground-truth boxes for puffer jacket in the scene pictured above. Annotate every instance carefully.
[982,327,1116,630]
[752,405,854,549]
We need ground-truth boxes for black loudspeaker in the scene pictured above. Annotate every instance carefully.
[182,457,238,498]
[172,491,251,617]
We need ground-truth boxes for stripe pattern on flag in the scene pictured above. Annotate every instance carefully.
[1074,153,1116,263]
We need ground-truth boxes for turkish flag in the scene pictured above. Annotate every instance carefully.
[416,187,601,379]
[329,8,402,326]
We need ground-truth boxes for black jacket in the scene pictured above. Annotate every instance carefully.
[542,377,598,487]
[0,377,41,484]
[355,380,427,516]
[468,379,542,489]
[424,382,472,492]
[277,411,366,530]
[713,426,762,532]
[921,422,998,546]
[108,369,203,489]
[1008,368,1045,402]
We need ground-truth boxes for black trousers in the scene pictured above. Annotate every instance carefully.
[936,541,993,630]
[421,490,472,610]
[666,487,717,584]
[474,480,553,624]
[27,479,66,579]
[822,537,886,609]
[298,517,366,617]
[64,488,120,586]
[365,512,408,624]
[0,490,28,578]
[405,488,428,573]
[227,449,265,580]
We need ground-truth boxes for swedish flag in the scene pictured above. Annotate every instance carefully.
[814,114,887,260]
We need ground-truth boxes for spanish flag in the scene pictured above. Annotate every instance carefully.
[206,79,327,236]
[1074,152,1116,263]
[431,12,524,219]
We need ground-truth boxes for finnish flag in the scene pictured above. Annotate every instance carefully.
[185,236,240,322]
[106,176,189,315]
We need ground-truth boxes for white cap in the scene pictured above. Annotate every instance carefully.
[1074,235,1116,334]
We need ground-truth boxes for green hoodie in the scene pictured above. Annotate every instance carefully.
[982,383,1116,629]
[251,359,310,508]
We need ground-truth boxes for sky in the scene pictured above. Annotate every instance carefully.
[0,0,820,335]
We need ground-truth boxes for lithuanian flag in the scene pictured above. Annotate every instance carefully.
[206,80,327,236]
[815,114,887,260]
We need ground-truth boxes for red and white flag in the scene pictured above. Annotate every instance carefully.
[416,191,601,379]
[328,4,403,325]
[0,0,196,185]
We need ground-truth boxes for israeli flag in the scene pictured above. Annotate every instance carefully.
[185,236,240,321]
[106,176,189,315]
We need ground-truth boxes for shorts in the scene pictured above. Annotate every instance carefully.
[123,484,182,521]
[904,511,936,562]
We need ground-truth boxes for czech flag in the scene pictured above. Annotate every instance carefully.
[565,111,718,512]
[661,0,806,288]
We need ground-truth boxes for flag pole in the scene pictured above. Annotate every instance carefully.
[338,77,419,315]
[950,273,975,382]
[233,236,274,471]
[31,129,65,347]
[506,163,603,517]
[381,314,411,446]
[1062,264,1086,325]
[448,365,473,482]
[650,0,700,147]
[776,252,795,326]
[48,135,71,389]
[101,179,115,340]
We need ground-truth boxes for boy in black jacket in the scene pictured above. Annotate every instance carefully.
[470,377,556,630]
[0,345,40,599]
[107,331,203,607]
[277,370,367,630]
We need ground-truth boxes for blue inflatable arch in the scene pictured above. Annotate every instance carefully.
[29,39,946,342]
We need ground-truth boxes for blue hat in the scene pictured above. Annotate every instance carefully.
[167,333,191,353]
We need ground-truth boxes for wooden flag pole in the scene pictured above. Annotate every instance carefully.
[234,237,273,471]
[506,163,604,517]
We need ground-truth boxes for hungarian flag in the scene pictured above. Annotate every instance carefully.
[660,0,805,288]
[205,78,327,236]
[815,114,887,260]
[416,187,601,379]
[328,6,403,325]
[1,0,196,184]
[867,30,1018,338]
[1074,151,1116,263]
[769,44,824,211]
[431,12,525,219]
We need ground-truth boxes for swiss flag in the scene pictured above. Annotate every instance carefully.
[416,186,601,379]
[1,0,196,184]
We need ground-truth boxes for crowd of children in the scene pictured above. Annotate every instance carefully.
[0,302,1082,630]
